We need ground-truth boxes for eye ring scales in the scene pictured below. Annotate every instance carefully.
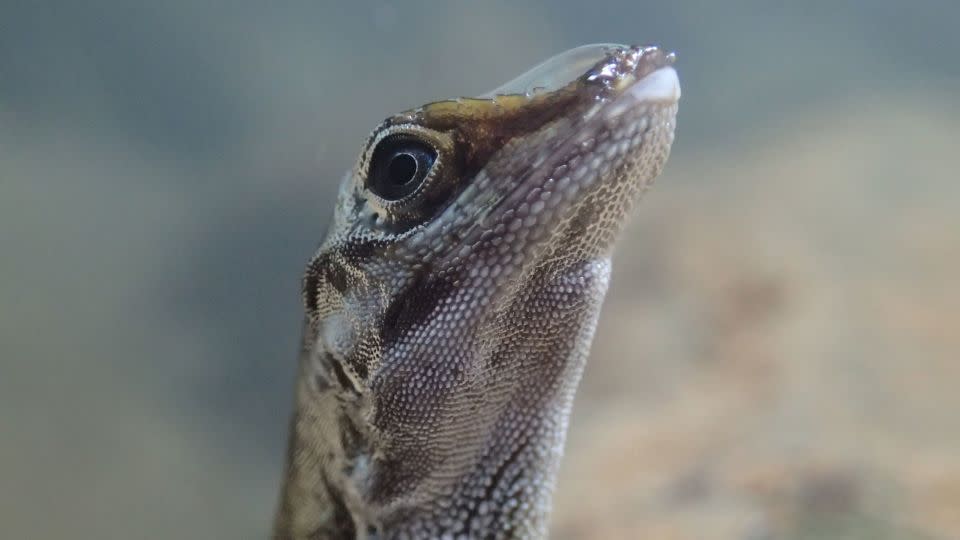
[367,134,438,201]
[358,124,457,227]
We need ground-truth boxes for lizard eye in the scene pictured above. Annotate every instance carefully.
[367,135,437,201]
[359,124,457,227]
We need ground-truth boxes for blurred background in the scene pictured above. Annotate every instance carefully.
[2,1,958,538]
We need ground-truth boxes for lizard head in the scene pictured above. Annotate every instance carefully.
[290,44,679,537]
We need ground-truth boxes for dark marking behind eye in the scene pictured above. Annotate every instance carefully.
[302,269,320,316]
[380,264,454,347]
[302,240,386,317]
[302,255,348,317]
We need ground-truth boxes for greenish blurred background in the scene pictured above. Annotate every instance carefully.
[2,2,958,538]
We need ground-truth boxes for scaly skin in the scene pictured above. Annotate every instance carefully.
[275,44,680,539]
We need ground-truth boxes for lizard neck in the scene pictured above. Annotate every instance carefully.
[276,259,611,539]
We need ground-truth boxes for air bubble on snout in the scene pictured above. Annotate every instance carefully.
[479,44,626,98]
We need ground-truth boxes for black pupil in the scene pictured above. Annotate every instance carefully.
[369,136,437,200]
[387,153,418,186]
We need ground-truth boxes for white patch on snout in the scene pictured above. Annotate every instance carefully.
[604,67,681,120]
[628,66,681,102]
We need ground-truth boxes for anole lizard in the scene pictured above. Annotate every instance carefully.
[274,44,680,539]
